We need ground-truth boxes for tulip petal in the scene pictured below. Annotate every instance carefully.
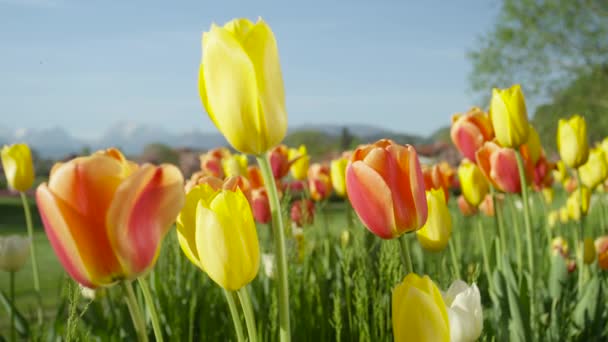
[201,25,261,154]
[241,19,288,152]
[107,164,185,277]
[451,119,483,161]
[37,184,121,288]
[346,161,396,238]
[490,148,521,193]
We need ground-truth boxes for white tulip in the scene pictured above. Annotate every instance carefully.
[442,280,483,342]
[0,235,31,272]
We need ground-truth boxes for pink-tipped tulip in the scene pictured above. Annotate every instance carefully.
[450,107,494,161]
[36,148,185,288]
[476,141,532,193]
[308,163,332,201]
[346,139,427,239]
[250,188,271,224]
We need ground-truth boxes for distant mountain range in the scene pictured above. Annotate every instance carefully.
[0,122,432,158]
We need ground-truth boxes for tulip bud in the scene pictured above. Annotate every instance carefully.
[199,18,287,155]
[457,195,478,217]
[532,154,555,191]
[290,199,315,227]
[479,194,496,217]
[199,150,225,179]
[582,238,596,265]
[422,163,452,202]
[450,107,494,161]
[288,145,310,181]
[177,181,259,290]
[579,147,608,190]
[457,160,489,207]
[330,157,349,198]
[0,235,30,272]
[476,141,532,193]
[416,189,452,252]
[553,160,567,183]
[250,188,271,224]
[489,84,530,148]
[392,273,450,342]
[442,280,483,342]
[222,154,248,178]
[308,163,332,201]
[247,165,264,189]
[557,115,589,168]
[1,143,35,192]
[268,145,290,179]
[566,186,590,221]
[346,140,427,239]
[340,230,350,248]
[595,236,608,270]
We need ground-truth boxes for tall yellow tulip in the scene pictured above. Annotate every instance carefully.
[177,180,259,290]
[557,115,589,168]
[489,84,529,148]
[566,186,590,221]
[392,273,450,342]
[288,145,309,181]
[416,189,452,252]
[579,147,608,190]
[198,18,287,155]
[330,157,348,197]
[457,160,489,207]
[1,144,35,192]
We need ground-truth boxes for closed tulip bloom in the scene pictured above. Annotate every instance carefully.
[308,163,332,201]
[442,280,483,342]
[269,145,291,179]
[36,149,185,288]
[422,164,452,202]
[559,207,569,224]
[177,180,259,290]
[416,189,452,252]
[520,124,542,165]
[594,236,608,270]
[198,18,287,155]
[250,188,271,224]
[551,237,569,257]
[200,151,224,179]
[288,145,310,181]
[346,140,427,239]
[582,237,596,265]
[330,157,349,197]
[0,235,30,272]
[290,199,315,227]
[579,147,608,190]
[557,115,589,168]
[532,154,555,191]
[457,195,478,217]
[479,194,496,217]
[247,165,264,189]
[489,84,530,148]
[1,143,35,192]
[457,160,489,207]
[566,186,590,221]
[476,141,532,193]
[222,154,248,178]
[547,210,559,228]
[450,107,494,161]
[542,187,554,204]
[553,160,567,183]
[392,273,450,342]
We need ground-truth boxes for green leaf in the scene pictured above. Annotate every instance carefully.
[548,255,568,299]
[0,290,30,338]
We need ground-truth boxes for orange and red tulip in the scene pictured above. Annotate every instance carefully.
[250,188,271,224]
[200,150,225,179]
[479,194,495,217]
[422,164,452,202]
[291,199,315,227]
[532,154,555,191]
[346,139,427,239]
[268,145,291,179]
[247,165,264,189]
[36,148,185,288]
[595,236,608,270]
[308,163,332,201]
[476,141,532,193]
[457,195,478,217]
[450,107,494,161]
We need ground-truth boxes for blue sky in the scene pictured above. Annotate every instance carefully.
[0,0,498,139]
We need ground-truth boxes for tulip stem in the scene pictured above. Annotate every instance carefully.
[137,278,164,342]
[238,287,258,342]
[476,218,491,285]
[575,170,586,291]
[257,155,291,342]
[507,197,523,279]
[9,271,15,342]
[122,281,149,342]
[448,238,461,279]
[224,290,246,342]
[19,192,43,324]
[490,186,506,269]
[514,150,536,329]
[398,235,414,275]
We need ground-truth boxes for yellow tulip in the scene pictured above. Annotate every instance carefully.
[600,137,608,157]
[547,210,559,228]
[416,189,452,252]
[392,273,450,342]
[579,147,608,190]
[553,160,567,183]
[177,181,259,290]
[1,143,35,192]
[489,84,529,148]
[557,115,589,168]
[198,18,287,155]
[520,124,541,165]
[566,186,590,221]
[222,154,248,178]
[457,160,489,207]
[582,237,596,265]
[288,145,310,181]
[542,187,554,205]
[559,207,569,224]
[330,157,348,197]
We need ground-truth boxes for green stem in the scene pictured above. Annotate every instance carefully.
[476,218,491,284]
[137,278,164,342]
[575,170,586,291]
[10,271,15,342]
[20,192,43,324]
[398,234,414,275]
[256,155,291,342]
[238,287,258,342]
[490,187,506,269]
[122,282,149,342]
[448,238,461,279]
[223,290,245,342]
[514,150,536,329]
[508,197,523,279]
